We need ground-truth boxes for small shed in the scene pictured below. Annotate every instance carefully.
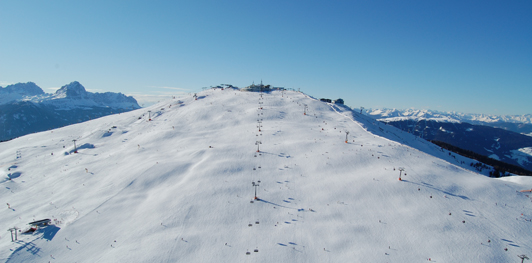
[23,219,51,233]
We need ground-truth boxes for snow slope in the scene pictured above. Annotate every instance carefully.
[1,89,531,262]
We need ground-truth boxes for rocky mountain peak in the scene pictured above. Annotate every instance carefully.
[0,82,44,96]
[55,81,88,99]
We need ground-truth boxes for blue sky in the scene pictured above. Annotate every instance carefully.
[1,1,531,115]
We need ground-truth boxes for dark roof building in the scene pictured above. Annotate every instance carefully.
[334,98,344,105]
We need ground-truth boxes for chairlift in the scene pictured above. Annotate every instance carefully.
[254,248,259,252]
[248,223,252,227]
[246,251,251,255]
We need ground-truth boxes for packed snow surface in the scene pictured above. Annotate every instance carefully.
[1,89,531,262]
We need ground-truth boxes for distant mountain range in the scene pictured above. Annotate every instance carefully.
[367,108,532,172]
[0,81,140,141]
[368,108,532,136]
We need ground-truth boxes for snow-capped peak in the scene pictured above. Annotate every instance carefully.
[53,81,88,99]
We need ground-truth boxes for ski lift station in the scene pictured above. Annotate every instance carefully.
[241,81,284,92]
[320,98,344,105]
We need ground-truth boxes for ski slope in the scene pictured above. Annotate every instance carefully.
[1,88,531,262]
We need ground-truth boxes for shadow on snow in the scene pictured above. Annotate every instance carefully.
[404,180,470,200]
[256,198,298,210]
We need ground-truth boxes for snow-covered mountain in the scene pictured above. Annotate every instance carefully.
[0,82,140,141]
[365,108,532,172]
[1,88,531,262]
[380,118,532,172]
[0,82,44,104]
[368,108,532,127]
[0,81,139,110]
